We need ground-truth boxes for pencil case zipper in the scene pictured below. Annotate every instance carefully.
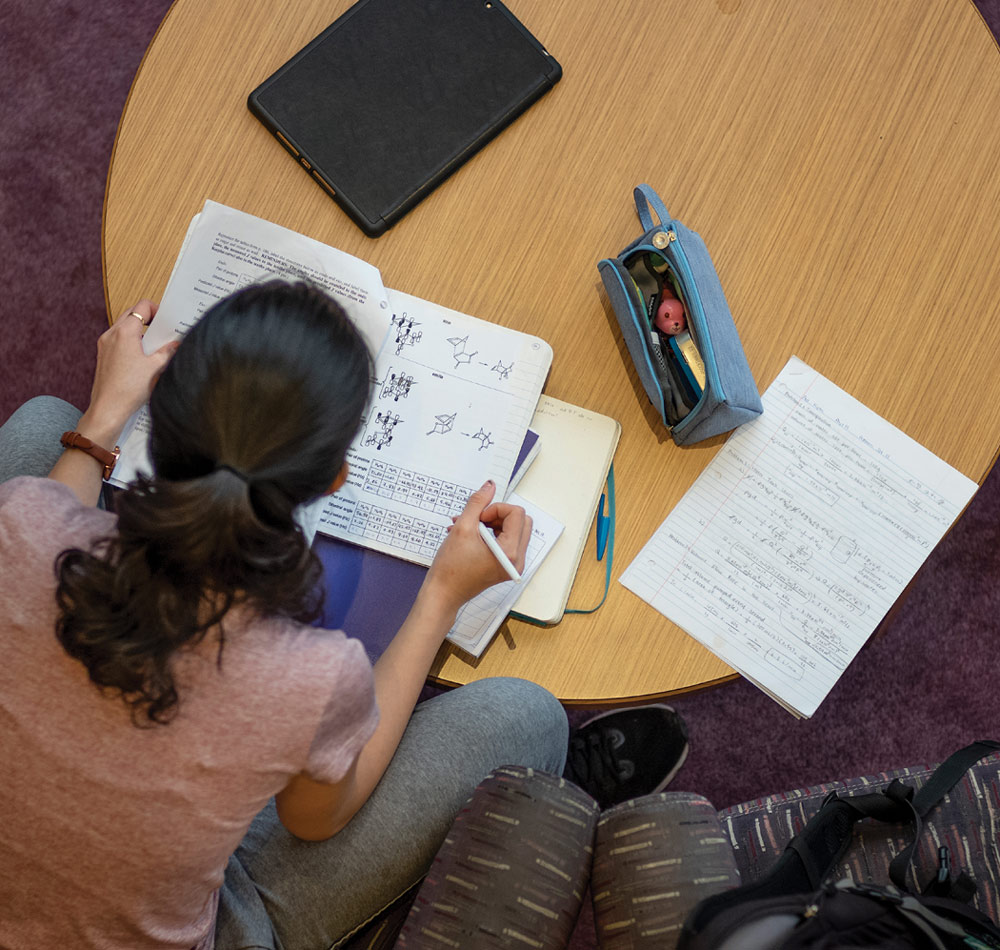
[601,257,675,425]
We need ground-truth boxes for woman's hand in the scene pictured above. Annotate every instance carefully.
[49,301,178,506]
[77,300,179,446]
[423,480,533,614]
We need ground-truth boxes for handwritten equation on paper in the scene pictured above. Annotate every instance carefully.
[620,357,977,718]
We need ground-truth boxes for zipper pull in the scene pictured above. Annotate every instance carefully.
[652,229,677,249]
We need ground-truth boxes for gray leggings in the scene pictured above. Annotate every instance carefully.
[0,396,570,949]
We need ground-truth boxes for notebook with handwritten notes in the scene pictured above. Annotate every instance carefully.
[621,357,977,718]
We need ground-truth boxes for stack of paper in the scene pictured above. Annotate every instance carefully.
[114,202,552,567]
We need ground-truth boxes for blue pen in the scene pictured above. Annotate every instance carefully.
[596,494,610,561]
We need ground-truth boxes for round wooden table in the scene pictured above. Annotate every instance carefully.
[104,0,1000,703]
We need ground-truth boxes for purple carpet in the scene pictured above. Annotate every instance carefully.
[3,2,1000,946]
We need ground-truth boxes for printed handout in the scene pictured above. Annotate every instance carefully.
[111,200,552,570]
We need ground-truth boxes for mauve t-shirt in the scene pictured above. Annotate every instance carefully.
[0,477,379,949]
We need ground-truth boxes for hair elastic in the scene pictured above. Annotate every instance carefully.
[216,463,251,483]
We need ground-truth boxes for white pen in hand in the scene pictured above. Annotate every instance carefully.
[478,521,522,582]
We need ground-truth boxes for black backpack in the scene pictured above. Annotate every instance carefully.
[678,741,1000,950]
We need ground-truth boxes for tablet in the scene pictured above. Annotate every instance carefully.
[248,0,562,237]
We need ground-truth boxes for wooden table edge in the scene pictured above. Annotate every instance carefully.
[101,0,181,326]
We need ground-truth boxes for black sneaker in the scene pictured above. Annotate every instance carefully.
[563,704,689,808]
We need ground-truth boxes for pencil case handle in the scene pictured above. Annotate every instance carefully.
[634,183,673,231]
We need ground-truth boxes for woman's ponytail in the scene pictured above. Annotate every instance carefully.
[55,281,372,724]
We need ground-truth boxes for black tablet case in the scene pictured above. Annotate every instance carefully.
[248,0,561,237]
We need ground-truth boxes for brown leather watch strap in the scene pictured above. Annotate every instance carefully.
[60,430,121,480]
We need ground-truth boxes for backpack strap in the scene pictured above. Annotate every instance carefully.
[783,743,1000,898]
[681,796,863,936]
[911,740,1000,817]
[887,740,1000,893]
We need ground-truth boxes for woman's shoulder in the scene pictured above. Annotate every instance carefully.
[0,476,114,550]
[1,474,103,511]
[0,474,71,505]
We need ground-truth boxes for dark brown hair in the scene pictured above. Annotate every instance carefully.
[54,281,373,724]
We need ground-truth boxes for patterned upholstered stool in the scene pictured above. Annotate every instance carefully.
[396,766,599,949]
[590,794,740,947]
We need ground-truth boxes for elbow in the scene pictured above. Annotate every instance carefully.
[275,764,361,841]
[286,824,339,843]
[276,804,353,842]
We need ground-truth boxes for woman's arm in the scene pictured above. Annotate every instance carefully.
[275,480,532,840]
[48,300,177,506]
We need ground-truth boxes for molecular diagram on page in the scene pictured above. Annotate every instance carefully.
[377,367,416,402]
[392,313,422,356]
[363,411,403,450]
[427,412,457,436]
[463,427,494,451]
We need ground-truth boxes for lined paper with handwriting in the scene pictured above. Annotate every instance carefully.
[621,357,977,717]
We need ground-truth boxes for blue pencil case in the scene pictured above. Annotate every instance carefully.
[598,184,763,445]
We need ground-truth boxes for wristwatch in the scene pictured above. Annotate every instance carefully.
[60,430,121,481]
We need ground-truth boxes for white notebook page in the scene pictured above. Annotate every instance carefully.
[621,357,977,717]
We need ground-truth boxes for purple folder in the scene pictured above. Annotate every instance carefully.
[316,537,426,662]
[315,429,539,661]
